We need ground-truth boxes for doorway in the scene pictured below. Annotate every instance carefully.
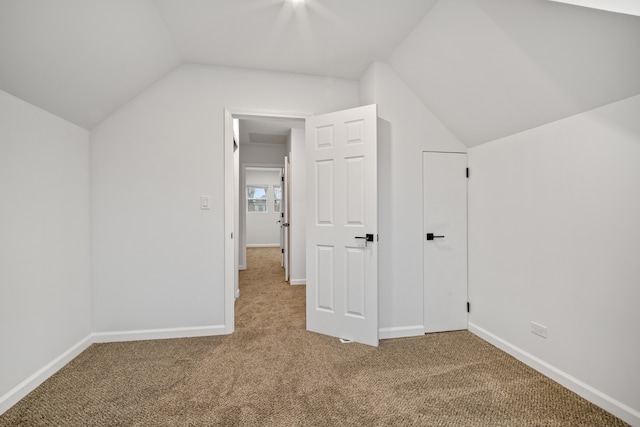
[242,166,285,269]
[224,105,380,346]
[224,110,306,332]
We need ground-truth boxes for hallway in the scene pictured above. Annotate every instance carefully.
[236,247,305,332]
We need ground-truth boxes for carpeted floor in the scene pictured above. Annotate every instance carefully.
[0,247,628,426]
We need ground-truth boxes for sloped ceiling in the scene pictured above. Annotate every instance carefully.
[388,0,640,146]
[548,0,640,17]
[0,0,436,130]
[154,0,438,79]
[1,0,639,147]
[0,0,182,130]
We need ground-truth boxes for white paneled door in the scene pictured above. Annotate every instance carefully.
[423,152,468,333]
[306,104,378,347]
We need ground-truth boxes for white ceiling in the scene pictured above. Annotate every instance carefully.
[154,0,438,79]
[1,0,639,147]
[0,0,182,130]
[239,117,304,146]
[389,0,640,146]
[547,0,640,17]
[0,0,436,130]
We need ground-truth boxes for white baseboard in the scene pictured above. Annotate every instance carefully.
[92,325,228,343]
[469,323,640,427]
[289,279,306,285]
[379,325,424,340]
[246,244,280,248]
[0,325,231,416]
[0,334,93,415]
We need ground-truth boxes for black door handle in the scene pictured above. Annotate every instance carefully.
[355,234,374,242]
[426,233,444,241]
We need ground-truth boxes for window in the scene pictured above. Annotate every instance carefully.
[247,185,268,212]
[273,185,282,213]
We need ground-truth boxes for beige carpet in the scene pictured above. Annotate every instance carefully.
[0,247,628,426]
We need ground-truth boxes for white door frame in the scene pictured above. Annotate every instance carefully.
[241,163,284,268]
[283,157,290,281]
[224,109,236,333]
[224,109,310,333]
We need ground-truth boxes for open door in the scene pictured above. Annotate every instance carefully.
[423,152,468,333]
[306,104,378,347]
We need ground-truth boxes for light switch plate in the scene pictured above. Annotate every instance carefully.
[201,195,211,210]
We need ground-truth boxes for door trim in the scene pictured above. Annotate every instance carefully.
[240,163,284,270]
[224,109,235,333]
[224,108,310,334]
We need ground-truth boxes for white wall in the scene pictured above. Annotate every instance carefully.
[468,94,640,425]
[245,169,281,246]
[288,128,306,285]
[360,62,467,338]
[91,63,359,336]
[0,90,91,411]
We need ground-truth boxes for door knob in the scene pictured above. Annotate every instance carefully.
[426,233,444,241]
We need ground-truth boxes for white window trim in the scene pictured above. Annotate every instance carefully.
[247,184,269,213]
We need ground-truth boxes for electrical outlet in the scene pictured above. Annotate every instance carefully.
[531,321,548,339]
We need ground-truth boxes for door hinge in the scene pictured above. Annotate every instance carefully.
[281,212,284,218]
[466,168,469,178]
[281,249,284,254]
[467,302,470,313]
[281,176,284,182]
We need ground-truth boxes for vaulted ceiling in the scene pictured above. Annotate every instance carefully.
[389,0,640,146]
[1,0,639,147]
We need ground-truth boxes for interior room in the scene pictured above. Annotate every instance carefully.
[1,0,639,424]
[244,167,282,248]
